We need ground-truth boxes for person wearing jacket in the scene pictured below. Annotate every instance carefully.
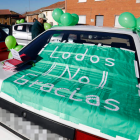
[31,13,47,39]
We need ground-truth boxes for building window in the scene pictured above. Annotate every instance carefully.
[78,15,86,24]
[78,0,87,2]
[114,16,123,28]
[136,0,140,3]
[95,15,104,26]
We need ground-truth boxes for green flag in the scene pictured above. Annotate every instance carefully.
[1,42,140,140]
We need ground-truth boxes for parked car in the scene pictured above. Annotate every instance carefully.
[0,26,140,140]
[12,22,33,46]
[0,24,12,61]
[2,28,10,35]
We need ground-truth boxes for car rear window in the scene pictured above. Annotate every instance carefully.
[14,25,26,32]
[19,30,136,60]
[80,34,131,47]
[48,30,135,50]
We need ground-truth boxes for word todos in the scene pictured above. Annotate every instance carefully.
[50,46,115,67]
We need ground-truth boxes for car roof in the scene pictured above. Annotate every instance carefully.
[50,25,135,35]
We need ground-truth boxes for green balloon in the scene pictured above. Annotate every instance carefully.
[52,25,59,27]
[5,36,16,50]
[16,20,20,24]
[53,34,61,37]
[58,23,63,26]
[8,52,13,59]
[44,23,52,30]
[14,45,23,51]
[52,8,64,23]
[118,12,136,28]
[71,13,79,25]
[60,13,73,26]
[20,19,24,23]
[136,17,140,31]
[52,24,63,27]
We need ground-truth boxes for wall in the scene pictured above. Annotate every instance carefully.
[27,15,38,22]
[0,16,11,25]
[43,9,65,25]
[66,0,140,27]
[11,19,16,25]
[27,9,65,24]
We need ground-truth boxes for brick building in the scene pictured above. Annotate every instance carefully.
[10,11,25,25]
[0,9,25,25]
[0,9,11,25]
[26,1,65,23]
[22,12,32,22]
[41,1,65,26]
[66,0,140,27]
[26,8,43,22]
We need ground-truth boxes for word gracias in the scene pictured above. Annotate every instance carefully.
[14,73,120,112]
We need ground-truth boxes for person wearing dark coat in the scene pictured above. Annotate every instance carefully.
[31,13,47,39]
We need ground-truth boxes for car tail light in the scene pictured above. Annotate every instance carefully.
[74,129,107,140]
[0,42,7,51]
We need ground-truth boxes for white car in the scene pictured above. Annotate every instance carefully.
[0,26,140,140]
[12,22,34,46]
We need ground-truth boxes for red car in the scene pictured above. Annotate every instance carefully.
[0,24,12,61]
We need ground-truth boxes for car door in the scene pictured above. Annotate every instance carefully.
[0,24,12,36]
[0,24,12,61]
[13,24,28,46]
[27,24,33,44]
[0,24,12,51]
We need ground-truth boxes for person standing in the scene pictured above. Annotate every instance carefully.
[31,13,47,39]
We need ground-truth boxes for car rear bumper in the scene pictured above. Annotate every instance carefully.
[0,121,29,140]
[0,97,75,140]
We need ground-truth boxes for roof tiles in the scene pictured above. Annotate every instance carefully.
[0,9,11,15]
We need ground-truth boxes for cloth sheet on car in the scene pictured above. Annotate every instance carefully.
[1,42,140,140]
